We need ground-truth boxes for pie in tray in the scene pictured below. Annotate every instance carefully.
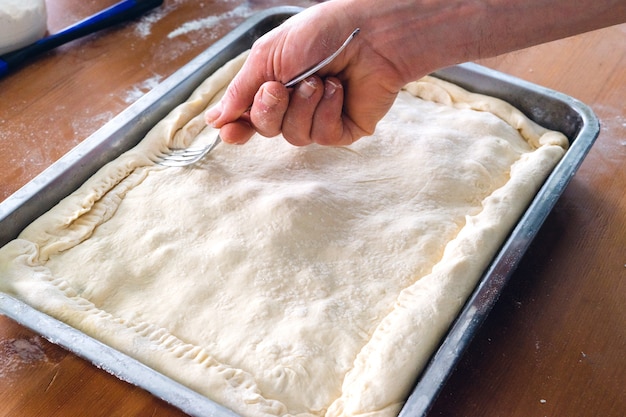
[0,53,568,416]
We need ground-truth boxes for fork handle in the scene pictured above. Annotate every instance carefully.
[283,28,360,88]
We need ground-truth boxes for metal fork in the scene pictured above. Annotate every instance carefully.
[157,28,360,167]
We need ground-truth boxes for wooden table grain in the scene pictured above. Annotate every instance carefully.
[1,1,624,416]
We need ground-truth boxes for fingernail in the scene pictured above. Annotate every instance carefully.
[261,87,280,107]
[297,77,317,99]
[205,102,222,126]
[324,79,341,99]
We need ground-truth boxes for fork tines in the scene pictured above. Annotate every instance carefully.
[157,136,222,167]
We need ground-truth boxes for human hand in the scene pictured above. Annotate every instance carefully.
[205,0,626,147]
[204,3,406,146]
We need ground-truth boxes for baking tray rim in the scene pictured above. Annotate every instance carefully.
[0,6,599,417]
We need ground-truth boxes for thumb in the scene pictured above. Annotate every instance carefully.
[205,56,268,128]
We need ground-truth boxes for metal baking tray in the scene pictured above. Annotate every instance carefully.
[0,6,599,417]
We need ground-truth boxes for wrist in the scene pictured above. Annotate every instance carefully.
[334,0,487,84]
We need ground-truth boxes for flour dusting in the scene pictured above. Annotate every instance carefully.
[123,74,164,104]
[168,4,252,39]
[134,1,177,38]
[72,111,117,139]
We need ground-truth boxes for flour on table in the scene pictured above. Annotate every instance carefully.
[123,74,163,104]
[168,4,252,38]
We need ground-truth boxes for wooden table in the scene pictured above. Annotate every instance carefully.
[1,1,624,416]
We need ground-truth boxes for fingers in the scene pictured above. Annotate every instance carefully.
[282,77,325,146]
[282,76,353,147]
[249,81,290,138]
[218,118,255,145]
[284,77,350,146]
[309,78,349,146]
[204,53,269,130]
[208,76,358,146]
[214,81,292,144]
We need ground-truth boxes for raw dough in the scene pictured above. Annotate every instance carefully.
[0,0,47,55]
[0,53,568,417]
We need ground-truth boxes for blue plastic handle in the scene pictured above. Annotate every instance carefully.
[0,0,163,78]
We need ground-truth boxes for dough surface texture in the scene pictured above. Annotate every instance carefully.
[0,53,568,417]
